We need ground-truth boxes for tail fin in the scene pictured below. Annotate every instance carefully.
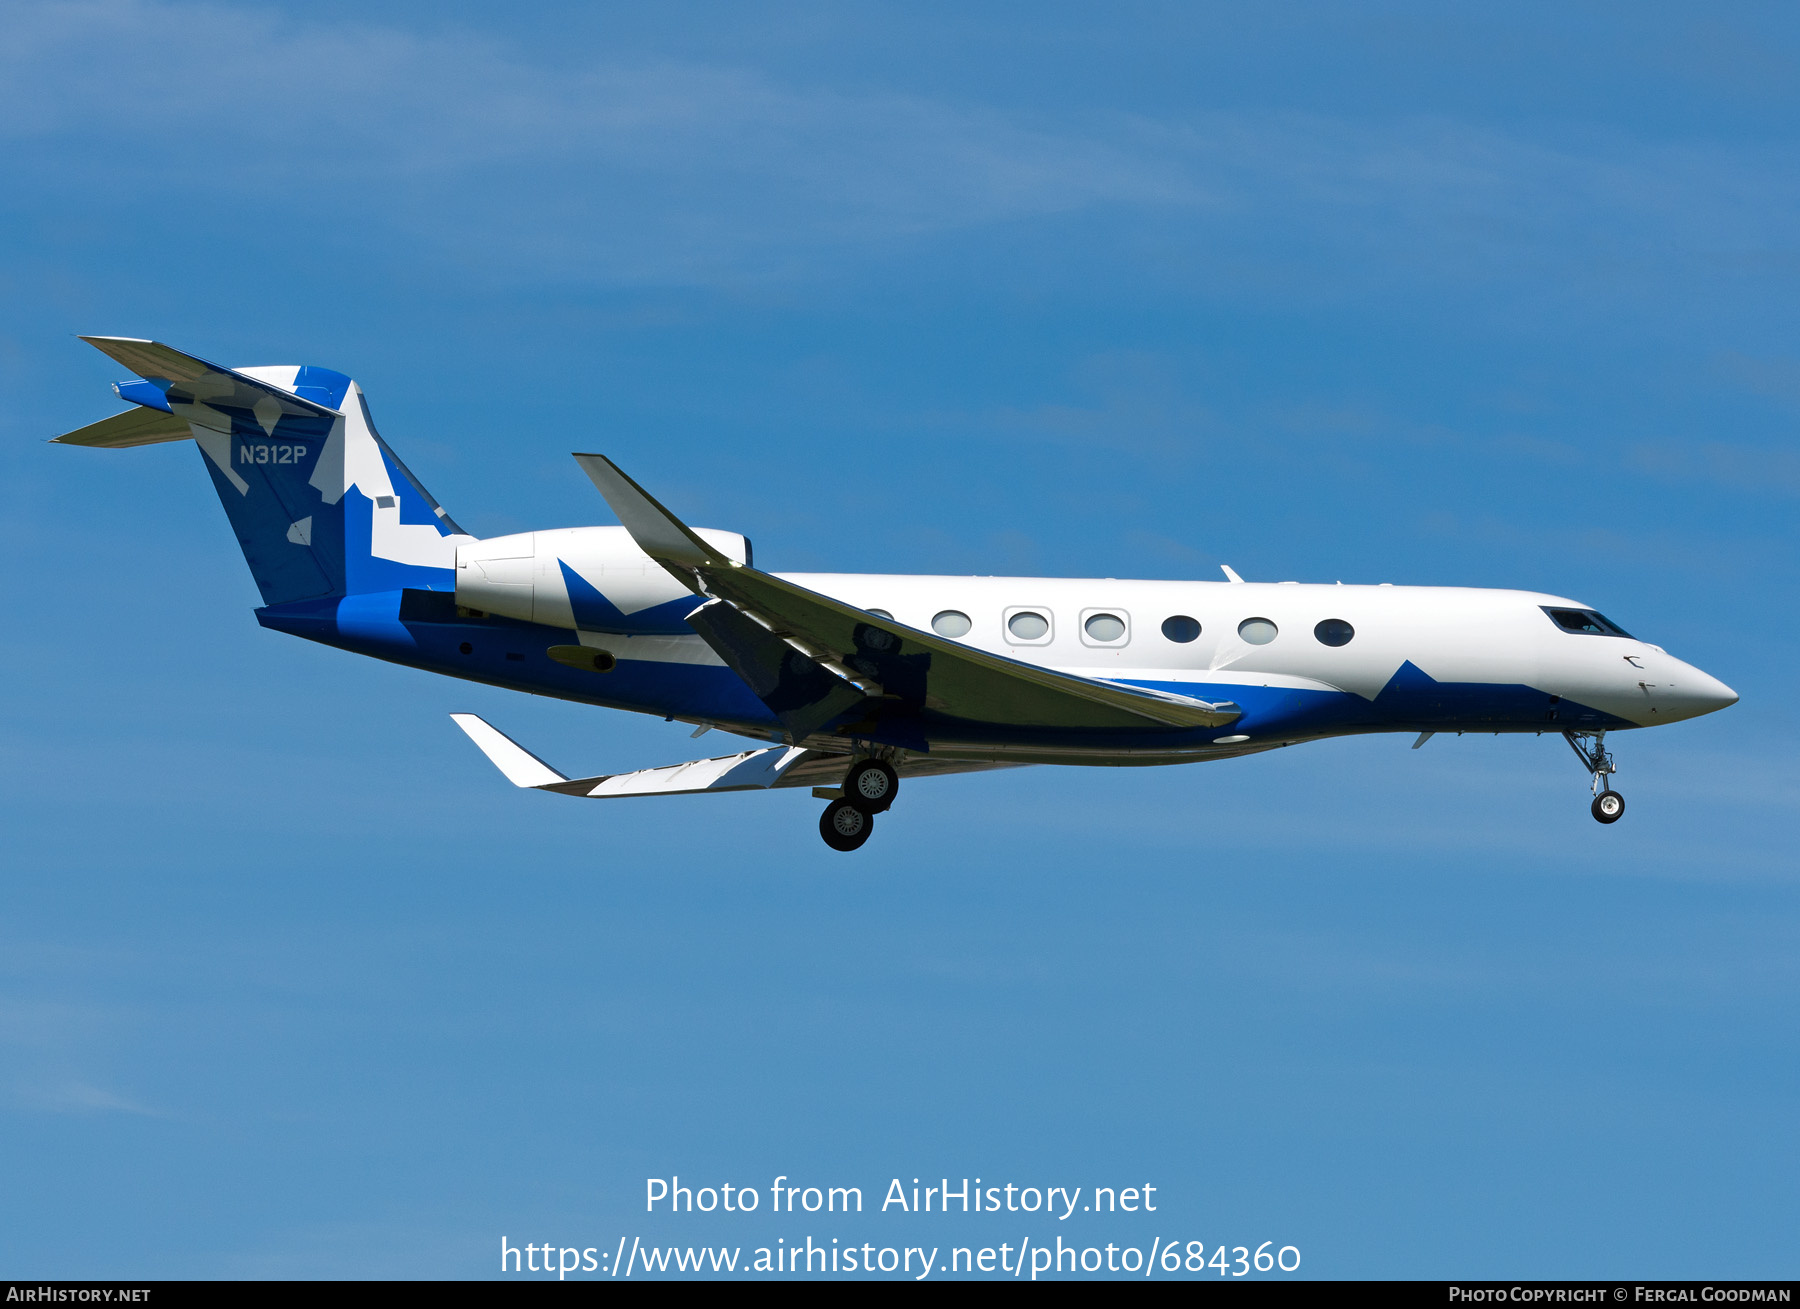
[56,337,469,606]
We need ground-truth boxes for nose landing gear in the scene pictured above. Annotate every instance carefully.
[1565,731,1624,824]
[818,756,901,851]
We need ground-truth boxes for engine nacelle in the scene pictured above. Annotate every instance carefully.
[455,525,750,633]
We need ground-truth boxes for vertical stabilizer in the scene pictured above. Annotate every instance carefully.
[58,338,470,606]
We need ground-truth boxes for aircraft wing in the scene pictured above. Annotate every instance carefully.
[449,713,1015,797]
[572,454,1242,738]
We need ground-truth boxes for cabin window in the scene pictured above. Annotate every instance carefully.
[866,608,893,620]
[1161,615,1201,643]
[1238,617,1278,645]
[1314,618,1355,647]
[1006,610,1051,642]
[1542,607,1633,638]
[932,610,972,638]
[1083,612,1128,644]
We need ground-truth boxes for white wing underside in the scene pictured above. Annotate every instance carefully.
[449,713,1013,799]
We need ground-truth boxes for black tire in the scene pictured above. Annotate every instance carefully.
[1591,791,1625,824]
[844,758,899,813]
[820,799,874,851]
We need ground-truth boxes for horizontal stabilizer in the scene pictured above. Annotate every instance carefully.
[78,336,343,427]
[52,405,192,448]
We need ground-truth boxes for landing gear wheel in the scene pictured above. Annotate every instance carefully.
[844,758,899,813]
[1567,732,1625,825]
[820,799,875,851]
[1591,791,1625,824]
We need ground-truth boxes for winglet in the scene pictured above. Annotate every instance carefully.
[450,713,568,788]
[573,454,727,574]
[1221,565,1245,583]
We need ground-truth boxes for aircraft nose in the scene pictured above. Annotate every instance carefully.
[1667,665,1738,718]
[1695,672,1739,713]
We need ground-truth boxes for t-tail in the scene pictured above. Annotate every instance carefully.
[54,336,471,648]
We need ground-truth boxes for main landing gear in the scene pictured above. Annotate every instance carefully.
[818,757,900,852]
[1564,731,1624,824]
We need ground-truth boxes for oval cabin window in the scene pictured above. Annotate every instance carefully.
[1161,615,1201,643]
[1008,611,1049,641]
[932,610,972,638]
[1238,617,1278,645]
[1085,613,1126,642]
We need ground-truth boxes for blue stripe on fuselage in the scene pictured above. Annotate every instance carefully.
[252,595,1632,749]
[256,591,782,731]
[1122,660,1632,737]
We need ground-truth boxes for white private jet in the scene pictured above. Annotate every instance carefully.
[56,338,1738,850]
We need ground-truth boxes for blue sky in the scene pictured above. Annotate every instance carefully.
[1,0,1796,1279]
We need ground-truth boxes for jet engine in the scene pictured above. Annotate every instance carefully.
[455,526,750,634]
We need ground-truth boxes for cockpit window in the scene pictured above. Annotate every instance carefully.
[1542,607,1633,638]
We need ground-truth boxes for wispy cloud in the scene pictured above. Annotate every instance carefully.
[1628,439,1800,497]
[7,0,1800,292]
[17,1077,162,1117]
[0,1,1205,281]
[0,989,164,1116]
